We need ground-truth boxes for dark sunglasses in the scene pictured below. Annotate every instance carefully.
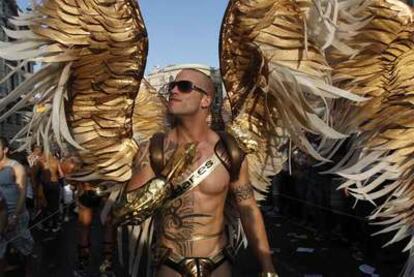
[168,80,208,95]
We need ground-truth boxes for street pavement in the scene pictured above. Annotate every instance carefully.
[238,212,406,276]
[4,209,406,277]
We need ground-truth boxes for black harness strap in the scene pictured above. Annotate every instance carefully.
[216,131,245,182]
[149,133,165,177]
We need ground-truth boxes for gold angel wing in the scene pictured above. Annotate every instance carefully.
[220,0,367,200]
[132,79,167,144]
[113,81,166,277]
[0,0,148,183]
[321,2,414,271]
[324,0,413,141]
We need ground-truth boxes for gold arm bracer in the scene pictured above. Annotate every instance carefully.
[113,143,197,226]
[112,177,171,226]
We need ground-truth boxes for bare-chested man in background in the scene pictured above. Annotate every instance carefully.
[125,69,277,277]
[30,146,62,232]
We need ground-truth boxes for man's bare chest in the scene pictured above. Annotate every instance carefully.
[167,142,230,197]
[192,165,229,196]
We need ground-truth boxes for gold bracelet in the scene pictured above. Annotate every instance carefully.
[259,273,278,277]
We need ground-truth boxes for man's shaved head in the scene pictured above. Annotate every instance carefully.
[177,68,216,97]
[168,68,216,117]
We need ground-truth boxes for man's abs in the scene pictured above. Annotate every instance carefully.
[157,188,228,257]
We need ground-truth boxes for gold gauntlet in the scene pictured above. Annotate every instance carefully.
[112,177,172,226]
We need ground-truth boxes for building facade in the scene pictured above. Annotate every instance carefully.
[147,64,226,129]
[0,0,33,140]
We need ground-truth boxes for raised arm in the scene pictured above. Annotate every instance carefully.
[230,159,277,275]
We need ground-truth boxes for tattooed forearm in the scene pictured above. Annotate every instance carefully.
[232,183,254,202]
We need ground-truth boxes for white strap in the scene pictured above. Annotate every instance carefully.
[171,154,221,200]
[8,160,17,167]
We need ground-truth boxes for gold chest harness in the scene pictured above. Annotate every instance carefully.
[149,132,245,183]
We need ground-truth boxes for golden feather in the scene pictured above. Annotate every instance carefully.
[0,0,149,183]
[220,0,365,200]
[317,1,414,273]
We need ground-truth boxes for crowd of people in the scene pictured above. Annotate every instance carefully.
[0,69,407,277]
[265,147,408,266]
[0,136,112,277]
[0,137,34,277]
[0,133,408,276]
[0,69,278,277]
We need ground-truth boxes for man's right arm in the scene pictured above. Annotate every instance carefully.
[113,140,196,226]
[127,141,156,191]
[112,141,169,226]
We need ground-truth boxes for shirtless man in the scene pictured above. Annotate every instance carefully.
[31,146,62,232]
[28,145,46,212]
[57,154,115,277]
[119,69,277,277]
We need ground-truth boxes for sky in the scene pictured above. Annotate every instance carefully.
[16,0,229,73]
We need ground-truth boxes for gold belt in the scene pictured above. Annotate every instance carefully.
[174,231,224,242]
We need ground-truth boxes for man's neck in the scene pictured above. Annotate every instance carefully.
[175,117,210,144]
[0,157,10,168]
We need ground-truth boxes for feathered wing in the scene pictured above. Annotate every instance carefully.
[321,0,413,155]
[0,0,148,183]
[218,0,369,253]
[0,2,170,276]
[220,2,414,272]
[114,80,167,277]
[132,79,167,144]
[320,1,414,274]
[220,0,366,201]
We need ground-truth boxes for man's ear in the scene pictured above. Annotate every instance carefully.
[4,147,8,155]
[201,95,212,109]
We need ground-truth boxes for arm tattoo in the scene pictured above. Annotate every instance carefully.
[132,141,150,174]
[163,140,178,161]
[232,183,254,203]
[133,138,178,175]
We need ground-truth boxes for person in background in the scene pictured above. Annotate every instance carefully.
[30,145,62,232]
[0,137,34,277]
[59,153,115,277]
[28,145,46,216]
